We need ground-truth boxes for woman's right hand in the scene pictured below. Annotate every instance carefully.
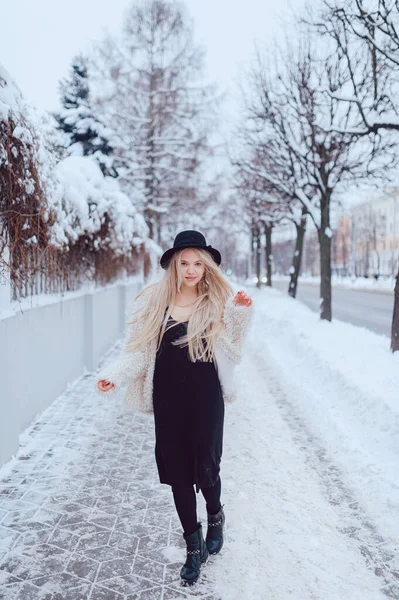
[98,379,115,392]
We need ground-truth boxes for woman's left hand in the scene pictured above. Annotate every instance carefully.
[233,290,252,307]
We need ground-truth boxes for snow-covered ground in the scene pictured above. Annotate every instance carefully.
[224,286,399,599]
[0,285,398,599]
[272,273,395,293]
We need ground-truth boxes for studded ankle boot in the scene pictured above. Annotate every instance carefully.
[180,523,208,586]
[206,505,225,555]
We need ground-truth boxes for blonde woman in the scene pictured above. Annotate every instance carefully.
[97,230,253,586]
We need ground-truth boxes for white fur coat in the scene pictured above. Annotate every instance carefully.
[96,285,253,413]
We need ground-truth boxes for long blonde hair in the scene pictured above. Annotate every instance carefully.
[127,248,234,361]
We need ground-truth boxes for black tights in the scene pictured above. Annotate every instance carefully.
[172,477,222,536]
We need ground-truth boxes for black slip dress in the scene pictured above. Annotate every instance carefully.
[153,316,224,492]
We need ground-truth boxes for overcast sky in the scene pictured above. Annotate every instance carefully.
[2,0,304,113]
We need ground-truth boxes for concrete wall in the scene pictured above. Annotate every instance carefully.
[0,280,142,468]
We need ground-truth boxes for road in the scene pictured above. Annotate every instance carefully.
[273,279,394,337]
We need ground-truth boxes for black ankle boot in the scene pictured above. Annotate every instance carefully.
[180,523,208,585]
[206,505,225,555]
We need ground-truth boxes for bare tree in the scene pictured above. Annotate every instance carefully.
[312,0,399,348]
[233,154,288,288]
[238,39,392,320]
[233,140,308,297]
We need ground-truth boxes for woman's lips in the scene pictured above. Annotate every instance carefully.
[185,277,196,280]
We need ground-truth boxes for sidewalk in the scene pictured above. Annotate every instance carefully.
[0,347,218,600]
[0,288,396,600]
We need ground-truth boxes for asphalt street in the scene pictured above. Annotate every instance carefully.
[273,280,394,337]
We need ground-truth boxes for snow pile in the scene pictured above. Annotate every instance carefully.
[0,65,27,122]
[49,156,148,253]
[252,286,399,543]
[274,273,396,293]
[0,64,55,190]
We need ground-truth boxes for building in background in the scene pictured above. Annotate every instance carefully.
[272,187,399,279]
[332,214,351,276]
[342,187,399,277]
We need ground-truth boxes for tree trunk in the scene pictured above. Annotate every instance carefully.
[318,191,332,321]
[391,269,399,352]
[289,209,307,298]
[255,223,261,289]
[251,225,256,280]
[264,222,273,287]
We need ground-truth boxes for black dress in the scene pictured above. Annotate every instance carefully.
[153,316,225,492]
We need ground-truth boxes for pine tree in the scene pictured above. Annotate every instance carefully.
[55,54,118,177]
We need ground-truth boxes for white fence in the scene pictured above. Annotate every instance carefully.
[0,279,143,468]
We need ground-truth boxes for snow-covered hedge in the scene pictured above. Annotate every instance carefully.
[0,63,155,299]
[49,156,148,253]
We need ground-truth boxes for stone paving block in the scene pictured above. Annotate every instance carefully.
[18,491,48,508]
[46,528,80,553]
[132,556,164,585]
[143,509,172,530]
[162,588,190,600]
[0,528,19,553]
[97,555,135,581]
[134,587,163,599]
[30,572,92,598]
[74,529,112,552]
[98,574,156,596]
[89,584,124,599]
[108,530,139,555]
[12,528,52,550]
[65,553,99,581]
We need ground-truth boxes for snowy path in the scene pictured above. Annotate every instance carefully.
[219,287,398,599]
[0,287,398,599]
[212,354,395,598]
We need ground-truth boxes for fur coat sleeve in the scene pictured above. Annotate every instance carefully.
[95,285,153,397]
[213,297,253,400]
[219,296,254,364]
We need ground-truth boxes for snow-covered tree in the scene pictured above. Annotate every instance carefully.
[233,152,288,289]
[55,54,118,177]
[238,39,394,320]
[0,64,51,298]
[309,0,399,345]
[91,0,217,243]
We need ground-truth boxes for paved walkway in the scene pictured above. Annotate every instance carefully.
[1,290,396,600]
[0,345,219,600]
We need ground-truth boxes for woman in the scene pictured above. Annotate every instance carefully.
[97,230,253,586]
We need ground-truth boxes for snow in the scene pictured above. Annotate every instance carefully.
[0,64,53,195]
[0,65,26,121]
[0,284,398,598]
[251,287,399,546]
[274,273,396,293]
[0,274,145,321]
[48,156,149,253]
[325,226,333,238]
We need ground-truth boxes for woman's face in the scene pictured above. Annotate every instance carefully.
[179,249,205,288]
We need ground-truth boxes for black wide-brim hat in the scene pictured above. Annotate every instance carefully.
[160,230,221,269]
